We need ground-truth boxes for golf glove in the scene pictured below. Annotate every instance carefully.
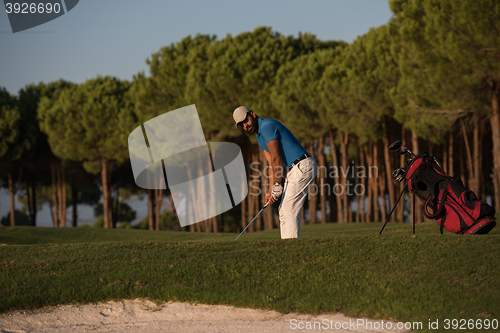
[271,181,283,199]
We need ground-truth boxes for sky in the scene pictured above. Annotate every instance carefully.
[1,0,394,95]
[0,0,394,226]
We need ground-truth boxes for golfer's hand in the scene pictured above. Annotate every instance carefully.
[265,192,277,205]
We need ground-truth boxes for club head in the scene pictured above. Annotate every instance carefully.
[388,140,403,152]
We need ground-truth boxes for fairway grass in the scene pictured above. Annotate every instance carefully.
[1,221,499,332]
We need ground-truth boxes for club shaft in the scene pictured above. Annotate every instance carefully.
[402,144,416,157]
[235,204,268,240]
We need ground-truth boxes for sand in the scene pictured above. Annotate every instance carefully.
[0,299,410,333]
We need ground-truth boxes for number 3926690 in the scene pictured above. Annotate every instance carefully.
[443,318,498,330]
[5,2,61,14]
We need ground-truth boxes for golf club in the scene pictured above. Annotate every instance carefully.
[235,202,269,240]
[388,140,416,158]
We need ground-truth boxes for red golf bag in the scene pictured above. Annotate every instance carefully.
[404,153,496,234]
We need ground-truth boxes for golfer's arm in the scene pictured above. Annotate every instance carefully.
[263,150,273,187]
[266,139,284,186]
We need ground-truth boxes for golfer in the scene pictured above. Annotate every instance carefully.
[233,106,317,239]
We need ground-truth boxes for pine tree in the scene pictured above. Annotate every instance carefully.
[39,77,130,228]
[390,0,500,209]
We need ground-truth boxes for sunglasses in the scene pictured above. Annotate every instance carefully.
[237,114,250,128]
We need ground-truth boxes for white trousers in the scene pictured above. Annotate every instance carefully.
[278,156,318,239]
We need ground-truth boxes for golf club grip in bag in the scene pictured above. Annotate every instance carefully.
[404,153,496,235]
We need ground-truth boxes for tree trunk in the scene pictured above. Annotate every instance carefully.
[364,145,372,222]
[355,146,361,223]
[411,132,424,223]
[241,146,250,232]
[490,86,500,210]
[348,201,353,223]
[108,168,113,228]
[155,166,164,230]
[460,119,477,193]
[206,218,212,233]
[396,126,406,223]
[155,187,163,231]
[7,169,23,226]
[51,162,59,227]
[460,144,466,183]
[475,119,483,198]
[199,218,206,233]
[244,145,259,233]
[166,192,175,214]
[307,142,317,224]
[8,173,15,227]
[448,132,454,177]
[212,216,218,233]
[59,166,67,228]
[27,179,37,226]
[318,136,327,223]
[329,129,341,223]
[27,179,32,224]
[359,144,366,222]
[32,180,37,226]
[240,190,246,233]
[72,185,78,227]
[202,149,212,233]
[365,143,377,222]
[378,142,387,223]
[188,200,195,232]
[112,184,118,228]
[49,202,55,226]
[340,133,349,223]
[148,189,155,231]
[57,165,62,226]
[101,159,112,228]
[326,171,337,222]
[382,124,396,222]
[442,139,448,176]
[473,117,480,197]
[372,142,380,222]
[182,167,195,232]
[427,141,434,155]
[248,145,259,232]
[243,193,249,233]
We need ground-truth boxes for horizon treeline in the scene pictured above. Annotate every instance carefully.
[1,0,499,232]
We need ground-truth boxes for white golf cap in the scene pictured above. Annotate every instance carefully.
[233,106,251,128]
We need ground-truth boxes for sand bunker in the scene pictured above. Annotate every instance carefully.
[0,299,410,333]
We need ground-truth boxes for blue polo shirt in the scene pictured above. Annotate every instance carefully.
[256,117,308,168]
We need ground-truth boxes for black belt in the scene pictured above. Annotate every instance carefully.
[287,153,311,171]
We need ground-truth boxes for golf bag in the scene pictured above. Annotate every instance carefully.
[403,153,496,235]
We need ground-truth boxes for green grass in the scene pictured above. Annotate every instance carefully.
[1,221,500,332]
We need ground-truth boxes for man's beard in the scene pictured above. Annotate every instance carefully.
[244,118,257,134]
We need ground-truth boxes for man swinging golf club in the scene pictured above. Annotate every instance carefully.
[233,106,317,239]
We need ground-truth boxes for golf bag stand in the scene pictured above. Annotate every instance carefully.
[379,184,408,234]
